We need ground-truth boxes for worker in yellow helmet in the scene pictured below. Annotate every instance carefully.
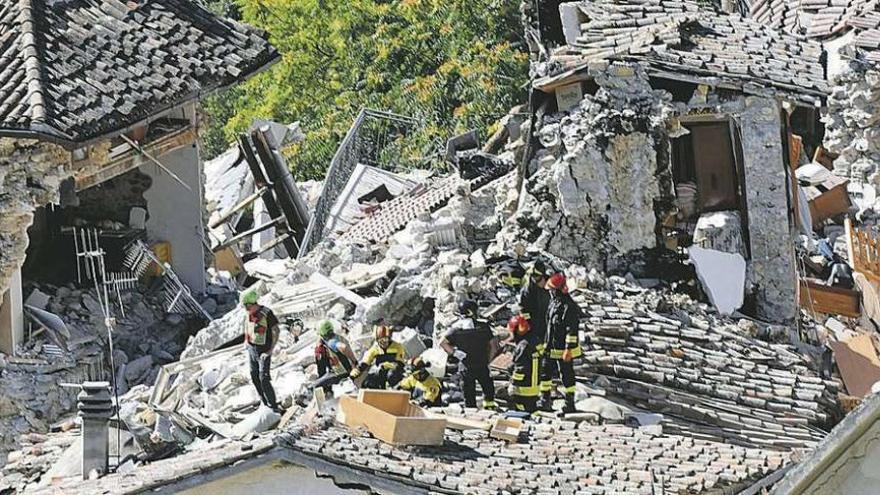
[350,325,407,389]
[398,357,442,407]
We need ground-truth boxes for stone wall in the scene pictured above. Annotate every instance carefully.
[823,62,880,187]
[507,62,797,322]
[0,140,70,297]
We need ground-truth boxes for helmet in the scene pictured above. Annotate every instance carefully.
[530,259,547,277]
[546,272,567,291]
[457,300,478,318]
[410,357,429,370]
[374,325,392,349]
[498,261,526,287]
[240,290,258,306]
[507,315,530,336]
[317,320,334,338]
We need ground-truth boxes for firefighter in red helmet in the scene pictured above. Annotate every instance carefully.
[539,273,583,414]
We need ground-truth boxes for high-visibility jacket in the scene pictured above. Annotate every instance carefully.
[360,341,407,369]
[244,307,276,350]
[399,373,441,403]
[545,292,582,359]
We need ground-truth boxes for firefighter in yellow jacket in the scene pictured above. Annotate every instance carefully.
[539,273,583,414]
[350,325,407,389]
[398,357,442,407]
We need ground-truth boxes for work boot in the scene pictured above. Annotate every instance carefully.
[560,395,576,415]
[482,400,498,410]
[537,392,553,412]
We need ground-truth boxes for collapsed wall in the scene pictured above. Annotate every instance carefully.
[0,140,70,296]
[823,62,880,189]
[505,64,673,269]
[505,62,797,322]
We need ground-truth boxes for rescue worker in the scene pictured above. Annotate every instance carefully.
[440,300,498,409]
[539,273,583,414]
[241,290,282,412]
[398,357,442,407]
[504,315,541,413]
[312,320,358,393]
[518,258,550,399]
[518,258,550,348]
[350,325,407,389]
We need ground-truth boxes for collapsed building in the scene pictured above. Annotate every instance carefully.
[0,0,277,462]
[5,0,880,494]
[515,0,830,324]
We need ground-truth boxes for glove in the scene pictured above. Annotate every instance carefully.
[453,349,467,362]
[562,349,573,362]
[349,368,362,379]
[381,361,399,371]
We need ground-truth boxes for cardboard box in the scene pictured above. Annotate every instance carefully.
[490,418,522,442]
[339,390,446,446]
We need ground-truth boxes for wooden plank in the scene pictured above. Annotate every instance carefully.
[829,334,880,397]
[425,412,491,431]
[799,279,860,318]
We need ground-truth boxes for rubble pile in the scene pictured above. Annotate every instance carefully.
[823,63,880,193]
[283,405,790,494]
[0,282,205,463]
[501,66,672,269]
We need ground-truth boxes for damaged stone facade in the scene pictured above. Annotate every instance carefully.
[823,63,880,187]
[509,62,797,322]
[0,140,70,297]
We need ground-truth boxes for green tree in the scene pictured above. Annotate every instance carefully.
[203,0,528,179]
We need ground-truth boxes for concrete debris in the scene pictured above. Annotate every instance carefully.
[688,247,747,315]
[0,282,194,464]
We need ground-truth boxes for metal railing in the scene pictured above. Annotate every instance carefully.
[298,108,419,257]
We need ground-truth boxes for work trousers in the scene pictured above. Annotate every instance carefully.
[362,365,405,390]
[510,352,540,412]
[312,371,348,393]
[461,363,495,408]
[248,345,277,407]
[540,356,576,396]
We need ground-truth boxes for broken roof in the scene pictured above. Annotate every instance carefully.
[772,392,880,494]
[0,0,278,145]
[547,0,828,101]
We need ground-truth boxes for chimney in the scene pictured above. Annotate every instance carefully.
[78,381,114,479]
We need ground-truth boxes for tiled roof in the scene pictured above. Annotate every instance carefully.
[556,0,827,99]
[571,287,839,450]
[283,409,791,495]
[0,0,278,145]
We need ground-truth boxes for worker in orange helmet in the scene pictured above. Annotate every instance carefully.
[505,314,541,413]
[350,324,407,389]
[538,272,583,414]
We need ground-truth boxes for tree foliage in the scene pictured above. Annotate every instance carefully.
[202,0,528,179]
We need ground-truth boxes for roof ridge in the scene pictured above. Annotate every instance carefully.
[17,0,47,125]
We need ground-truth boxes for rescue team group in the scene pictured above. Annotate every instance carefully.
[239,259,583,415]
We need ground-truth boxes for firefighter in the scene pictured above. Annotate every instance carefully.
[505,315,541,413]
[539,273,583,414]
[440,300,498,409]
[518,258,550,392]
[241,290,282,412]
[350,325,407,389]
[398,357,442,407]
[311,320,358,394]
